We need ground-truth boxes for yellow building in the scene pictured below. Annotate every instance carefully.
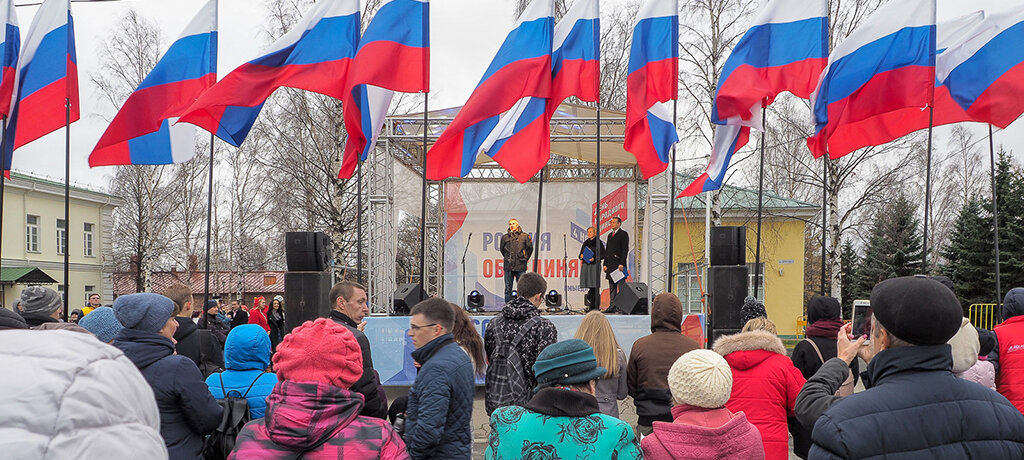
[672,182,818,336]
[1,173,122,309]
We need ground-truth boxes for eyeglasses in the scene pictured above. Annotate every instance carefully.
[409,323,437,330]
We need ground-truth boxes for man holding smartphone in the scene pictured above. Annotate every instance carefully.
[800,276,1024,459]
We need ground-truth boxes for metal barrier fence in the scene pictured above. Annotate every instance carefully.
[969,304,1001,330]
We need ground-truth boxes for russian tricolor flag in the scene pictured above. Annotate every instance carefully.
[179,0,360,147]
[623,0,678,180]
[0,0,19,119]
[426,0,553,181]
[340,0,429,179]
[807,0,935,159]
[932,11,985,128]
[89,0,217,166]
[683,0,827,197]
[938,5,1024,129]
[550,0,599,110]
[4,0,78,173]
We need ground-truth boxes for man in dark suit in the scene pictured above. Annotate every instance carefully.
[603,216,629,300]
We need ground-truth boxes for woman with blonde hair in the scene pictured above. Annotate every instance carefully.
[574,310,628,417]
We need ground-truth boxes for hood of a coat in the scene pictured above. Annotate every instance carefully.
[714,330,786,371]
[264,381,364,450]
[114,329,176,370]
[225,324,272,371]
[1003,288,1024,320]
[173,316,197,342]
[651,294,682,333]
[502,296,540,320]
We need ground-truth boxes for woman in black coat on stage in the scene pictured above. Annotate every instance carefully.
[579,226,605,311]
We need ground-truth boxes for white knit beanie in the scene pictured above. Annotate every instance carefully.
[948,317,979,374]
[668,349,733,409]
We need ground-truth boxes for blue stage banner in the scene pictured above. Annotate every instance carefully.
[364,314,706,386]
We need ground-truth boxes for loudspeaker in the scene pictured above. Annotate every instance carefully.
[609,282,649,315]
[285,232,332,271]
[710,328,742,348]
[393,283,426,316]
[284,271,332,333]
[710,226,746,266]
[708,265,748,330]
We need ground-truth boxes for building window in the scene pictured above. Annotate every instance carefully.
[83,223,95,257]
[56,219,67,255]
[676,263,706,315]
[26,215,39,252]
[747,263,765,303]
[84,286,95,304]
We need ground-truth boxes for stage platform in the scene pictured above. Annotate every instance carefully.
[364,314,706,386]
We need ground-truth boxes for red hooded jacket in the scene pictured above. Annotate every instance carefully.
[248,296,270,332]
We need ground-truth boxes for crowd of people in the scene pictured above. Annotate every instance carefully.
[3,273,1024,459]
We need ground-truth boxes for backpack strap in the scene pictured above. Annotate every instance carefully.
[804,338,827,365]
[512,316,541,347]
[219,372,228,395]
[241,371,268,398]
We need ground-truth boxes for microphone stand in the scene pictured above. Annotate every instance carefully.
[462,233,473,310]
[563,233,572,313]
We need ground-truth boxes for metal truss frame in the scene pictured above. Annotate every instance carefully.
[367,136,397,315]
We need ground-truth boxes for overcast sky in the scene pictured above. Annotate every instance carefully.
[7,0,1024,190]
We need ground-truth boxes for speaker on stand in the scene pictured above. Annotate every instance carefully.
[393,283,426,316]
[284,232,333,334]
[707,226,748,347]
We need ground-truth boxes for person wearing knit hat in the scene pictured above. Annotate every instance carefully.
[641,350,765,459]
[0,307,28,330]
[112,293,223,459]
[18,286,64,327]
[806,276,1024,459]
[78,307,124,343]
[486,338,642,460]
[230,318,408,459]
[740,296,767,326]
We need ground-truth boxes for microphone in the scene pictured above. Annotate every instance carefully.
[467,232,473,242]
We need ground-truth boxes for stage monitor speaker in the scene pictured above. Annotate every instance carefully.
[609,282,649,315]
[284,271,332,334]
[710,226,746,266]
[285,232,332,271]
[393,283,426,316]
[708,265,748,330]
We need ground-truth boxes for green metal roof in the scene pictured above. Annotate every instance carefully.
[9,172,119,200]
[672,174,819,211]
[0,267,58,284]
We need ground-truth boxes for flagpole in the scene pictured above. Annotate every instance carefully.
[534,167,544,273]
[357,159,363,284]
[753,105,766,300]
[63,97,70,319]
[668,100,677,293]
[419,94,428,294]
[989,124,1002,306]
[203,134,215,306]
[922,105,934,272]
[0,117,7,276]
[821,157,826,295]
[594,102,602,310]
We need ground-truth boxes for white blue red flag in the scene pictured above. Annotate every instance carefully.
[339,0,428,179]
[807,0,936,159]
[682,0,827,197]
[623,0,678,179]
[0,0,19,119]
[549,0,599,111]
[179,0,360,147]
[932,11,985,127]
[426,0,554,182]
[4,0,77,174]
[937,5,1024,129]
[89,0,217,166]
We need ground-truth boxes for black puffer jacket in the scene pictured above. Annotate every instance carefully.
[500,228,534,272]
[330,310,388,419]
[809,344,1024,459]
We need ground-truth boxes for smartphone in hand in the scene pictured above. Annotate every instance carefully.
[851,299,872,341]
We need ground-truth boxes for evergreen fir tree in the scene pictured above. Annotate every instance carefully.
[857,195,924,294]
[840,240,862,319]
[942,196,995,312]
[989,151,1024,292]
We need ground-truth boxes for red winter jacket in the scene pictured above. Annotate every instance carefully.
[996,315,1024,412]
[230,381,408,459]
[248,307,270,332]
[714,330,805,460]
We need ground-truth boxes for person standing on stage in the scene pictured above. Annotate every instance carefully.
[579,226,604,310]
[604,216,629,300]
[500,218,533,303]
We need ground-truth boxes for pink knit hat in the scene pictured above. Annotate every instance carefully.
[272,318,363,388]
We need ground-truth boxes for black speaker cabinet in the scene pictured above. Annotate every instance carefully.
[710,328,742,348]
[710,226,746,266]
[285,232,332,272]
[708,265,748,330]
[393,283,426,316]
[609,282,649,315]
[284,271,333,333]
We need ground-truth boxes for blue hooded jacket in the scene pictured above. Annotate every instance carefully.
[205,324,279,419]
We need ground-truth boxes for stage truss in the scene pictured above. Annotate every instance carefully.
[366,105,673,314]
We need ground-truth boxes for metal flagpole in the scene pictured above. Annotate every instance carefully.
[534,168,544,273]
[754,106,766,299]
[0,118,7,275]
[419,94,428,290]
[63,98,70,319]
[821,158,826,294]
[989,124,1002,306]
[922,106,934,271]
[595,103,602,309]
[357,160,363,284]
[203,134,215,306]
[668,100,677,292]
